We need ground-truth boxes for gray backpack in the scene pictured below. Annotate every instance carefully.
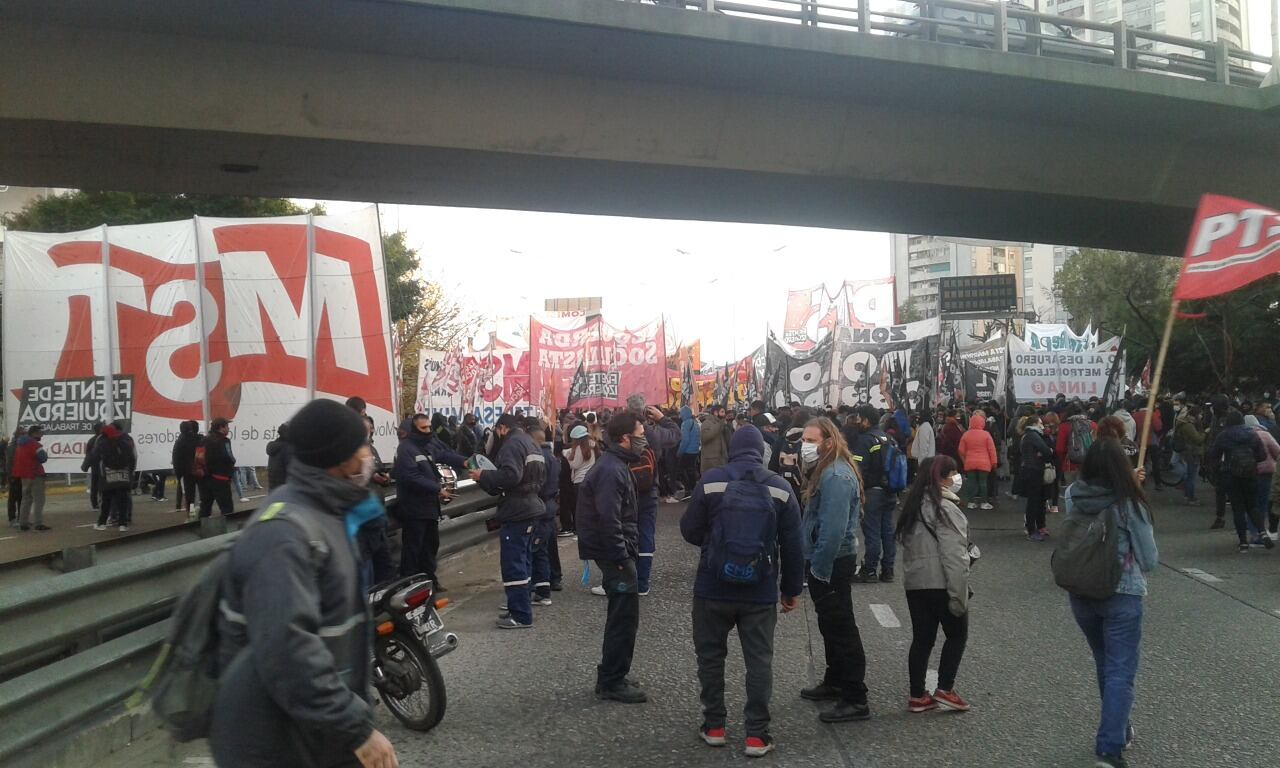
[1050,503,1122,600]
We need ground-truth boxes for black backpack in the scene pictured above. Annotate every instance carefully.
[1051,501,1123,600]
[128,503,329,741]
[1227,443,1258,479]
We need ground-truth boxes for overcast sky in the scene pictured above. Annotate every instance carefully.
[302,0,1275,365]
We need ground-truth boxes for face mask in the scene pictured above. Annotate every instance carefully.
[800,442,820,465]
[630,435,648,454]
[948,473,964,494]
[349,455,376,487]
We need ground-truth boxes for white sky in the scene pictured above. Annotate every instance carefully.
[309,201,892,364]
[300,0,1275,365]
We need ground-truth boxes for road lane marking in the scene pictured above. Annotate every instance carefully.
[869,604,901,628]
[0,536,14,542]
[1181,568,1223,583]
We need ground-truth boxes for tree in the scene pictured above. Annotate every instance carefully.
[897,300,926,324]
[1056,248,1280,393]
[1,190,320,231]
[383,232,478,415]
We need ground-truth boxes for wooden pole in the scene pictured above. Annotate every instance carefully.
[1136,299,1179,470]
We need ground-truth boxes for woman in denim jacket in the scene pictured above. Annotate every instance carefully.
[1063,437,1158,768]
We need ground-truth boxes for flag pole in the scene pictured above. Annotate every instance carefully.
[1136,299,1180,470]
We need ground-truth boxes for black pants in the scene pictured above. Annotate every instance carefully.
[906,589,969,698]
[199,477,234,518]
[98,486,134,526]
[151,471,168,500]
[806,556,868,705]
[693,597,776,737]
[1225,474,1265,542]
[560,482,578,533]
[595,558,640,689]
[176,472,198,510]
[548,524,563,585]
[7,477,21,522]
[1023,469,1047,533]
[400,516,442,584]
[88,468,101,511]
[678,453,700,496]
[1215,474,1228,519]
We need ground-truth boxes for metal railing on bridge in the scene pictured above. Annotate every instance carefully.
[0,488,500,766]
[623,0,1275,87]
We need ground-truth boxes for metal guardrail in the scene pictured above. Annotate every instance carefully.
[623,0,1275,87]
[0,488,499,765]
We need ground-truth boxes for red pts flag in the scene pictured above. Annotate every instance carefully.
[1175,195,1280,300]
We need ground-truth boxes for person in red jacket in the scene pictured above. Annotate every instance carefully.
[12,424,49,531]
[938,411,964,465]
[956,414,997,510]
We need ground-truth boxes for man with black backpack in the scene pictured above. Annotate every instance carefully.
[88,421,137,532]
[1207,409,1272,552]
[680,425,803,758]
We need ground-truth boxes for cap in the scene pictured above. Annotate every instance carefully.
[569,425,589,440]
[289,399,368,468]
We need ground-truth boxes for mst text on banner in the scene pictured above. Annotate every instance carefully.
[529,317,667,409]
[3,209,398,471]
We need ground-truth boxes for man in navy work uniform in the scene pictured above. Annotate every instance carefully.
[576,411,647,703]
[680,425,804,758]
[392,413,469,591]
[471,413,546,629]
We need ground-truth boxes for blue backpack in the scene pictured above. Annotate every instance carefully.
[882,437,908,493]
[707,468,779,585]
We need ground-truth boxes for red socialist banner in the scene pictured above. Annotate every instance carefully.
[530,316,667,409]
[1175,195,1280,301]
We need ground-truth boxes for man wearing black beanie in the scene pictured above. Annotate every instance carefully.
[209,398,398,768]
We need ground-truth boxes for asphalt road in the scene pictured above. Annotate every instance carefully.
[105,488,1280,768]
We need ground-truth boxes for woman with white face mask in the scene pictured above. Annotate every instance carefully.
[896,455,974,715]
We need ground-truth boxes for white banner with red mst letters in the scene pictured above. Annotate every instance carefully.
[3,208,398,471]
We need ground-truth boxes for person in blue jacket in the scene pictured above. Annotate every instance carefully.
[392,413,468,592]
[680,425,803,757]
[678,405,702,499]
[799,416,871,724]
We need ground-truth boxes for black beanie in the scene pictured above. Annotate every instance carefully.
[289,399,369,468]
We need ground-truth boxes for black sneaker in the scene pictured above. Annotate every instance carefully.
[800,682,843,701]
[1263,534,1276,550]
[818,701,871,723]
[854,568,878,584]
[1095,754,1128,768]
[1238,542,1250,553]
[1211,517,1226,529]
[595,681,647,704]
[878,567,895,583]
[550,582,564,592]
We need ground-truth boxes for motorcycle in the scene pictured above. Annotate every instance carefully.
[368,574,458,731]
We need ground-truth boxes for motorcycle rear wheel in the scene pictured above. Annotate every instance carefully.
[378,631,447,731]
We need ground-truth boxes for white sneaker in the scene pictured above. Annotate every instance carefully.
[533,596,553,606]
[239,497,250,503]
[92,524,106,531]
[967,502,977,510]
[980,502,994,510]
[638,590,650,597]
[118,525,129,532]
[590,585,607,596]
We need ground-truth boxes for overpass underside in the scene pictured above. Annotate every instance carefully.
[2,0,1278,254]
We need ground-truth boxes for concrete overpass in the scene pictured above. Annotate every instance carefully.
[1,0,1278,254]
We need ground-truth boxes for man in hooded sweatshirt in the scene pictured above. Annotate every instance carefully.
[393,413,469,591]
[680,425,803,757]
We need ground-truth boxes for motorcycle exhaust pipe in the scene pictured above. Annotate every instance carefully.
[430,632,460,659]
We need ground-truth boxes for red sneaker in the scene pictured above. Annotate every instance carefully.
[700,726,726,747]
[908,694,937,713]
[744,735,774,757]
[933,689,971,712]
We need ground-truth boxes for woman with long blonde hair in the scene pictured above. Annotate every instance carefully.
[798,417,872,724]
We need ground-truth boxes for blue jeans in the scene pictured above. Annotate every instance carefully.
[1181,455,1200,500]
[1070,593,1143,757]
[636,494,658,593]
[861,488,897,571]
[499,521,534,625]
